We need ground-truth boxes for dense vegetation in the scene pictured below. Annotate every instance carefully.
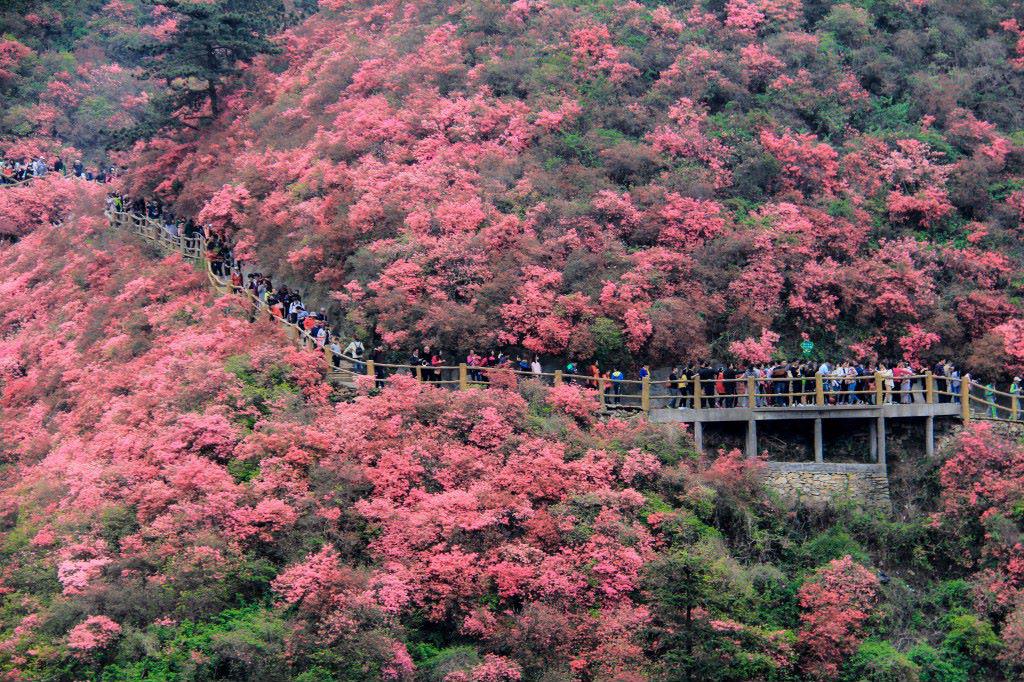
[0,176,1018,680]
[3,0,1024,679]
[112,0,1024,377]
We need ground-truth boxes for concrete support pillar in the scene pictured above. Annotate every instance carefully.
[693,421,703,454]
[925,415,935,458]
[876,416,886,465]
[813,418,823,463]
[745,419,757,458]
[869,419,878,462]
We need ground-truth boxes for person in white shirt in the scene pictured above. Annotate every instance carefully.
[288,300,303,324]
[329,341,342,370]
[531,357,542,376]
[344,339,366,373]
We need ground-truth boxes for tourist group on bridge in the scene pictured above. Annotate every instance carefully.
[112,194,1023,418]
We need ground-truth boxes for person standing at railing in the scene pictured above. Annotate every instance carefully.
[330,340,343,370]
[742,366,757,408]
[893,362,912,404]
[610,368,624,405]
[531,356,542,377]
[668,366,681,409]
[1011,377,1021,416]
[723,363,738,408]
[816,361,831,404]
[984,382,998,418]
[855,362,869,405]
[408,349,424,379]
[933,359,948,402]
[770,362,787,406]
[429,347,445,383]
[588,362,600,389]
[737,364,753,405]
[879,364,894,404]
[947,364,962,404]
[565,362,578,385]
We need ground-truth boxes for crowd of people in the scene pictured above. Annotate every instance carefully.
[110,195,1024,417]
[1,156,118,184]
[115,195,360,372]
[656,359,966,409]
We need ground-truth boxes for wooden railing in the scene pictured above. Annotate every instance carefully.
[0,174,38,187]
[106,209,1024,423]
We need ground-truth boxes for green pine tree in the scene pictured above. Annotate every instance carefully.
[125,0,286,137]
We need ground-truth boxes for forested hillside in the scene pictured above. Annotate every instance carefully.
[115,0,1024,374]
[3,0,1024,679]
[0,177,1021,681]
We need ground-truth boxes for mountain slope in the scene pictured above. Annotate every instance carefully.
[123,0,1024,373]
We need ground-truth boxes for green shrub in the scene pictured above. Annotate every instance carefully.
[939,614,1003,678]
[907,643,969,682]
[842,640,920,682]
[798,527,869,567]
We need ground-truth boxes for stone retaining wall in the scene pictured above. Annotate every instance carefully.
[765,462,891,512]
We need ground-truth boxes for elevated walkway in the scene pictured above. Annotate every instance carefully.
[105,208,1024,459]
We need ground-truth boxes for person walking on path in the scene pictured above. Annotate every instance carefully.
[1012,376,1021,417]
[344,338,366,374]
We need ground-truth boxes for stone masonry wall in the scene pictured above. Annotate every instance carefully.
[765,462,891,512]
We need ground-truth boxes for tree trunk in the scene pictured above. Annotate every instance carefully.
[208,82,220,117]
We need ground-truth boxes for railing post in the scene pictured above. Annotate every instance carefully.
[459,363,468,390]
[874,372,883,406]
[416,365,423,381]
[366,359,375,378]
[323,344,333,369]
[815,373,824,406]
[598,377,606,410]
[554,370,563,386]
[961,378,971,423]
[693,375,702,409]
[925,371,935,404]
[641,375,650,413]
[746,375,755,408]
